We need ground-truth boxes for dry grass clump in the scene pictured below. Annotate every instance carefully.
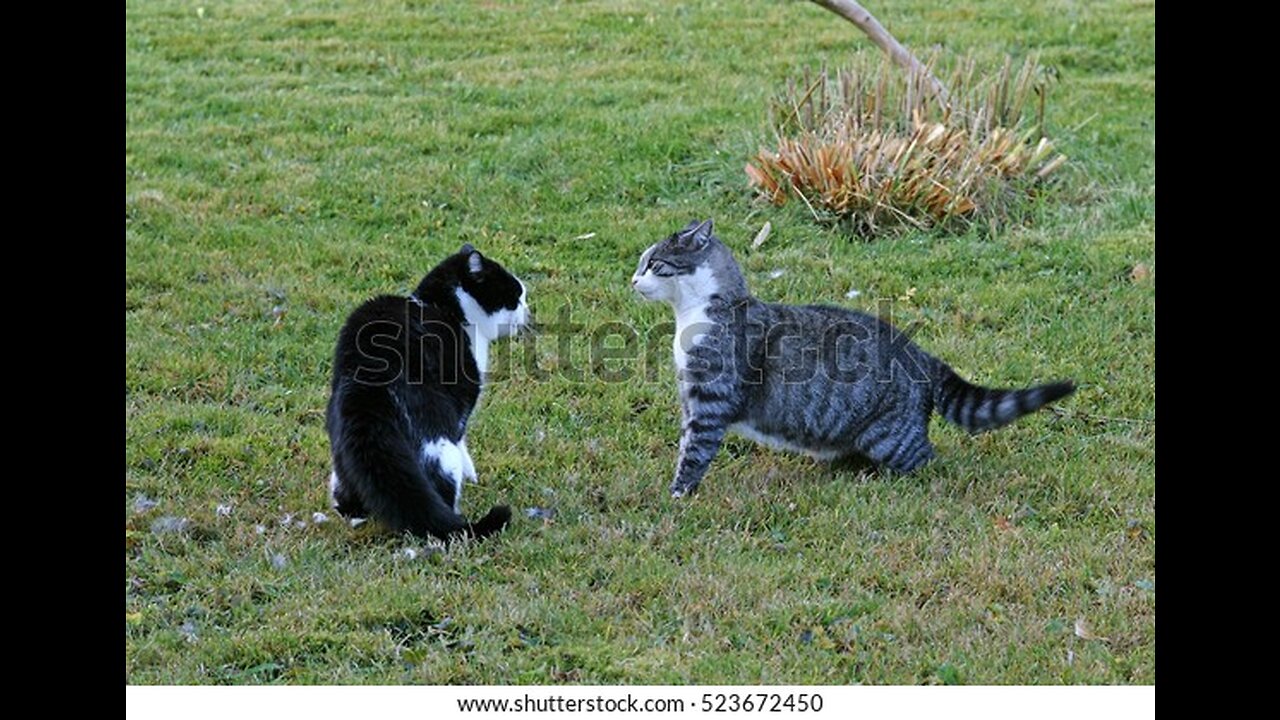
[746,54,1067,236]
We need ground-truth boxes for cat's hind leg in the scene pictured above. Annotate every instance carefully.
[329,470,369,521]
[422,438,467,513]
[854,415,935,474]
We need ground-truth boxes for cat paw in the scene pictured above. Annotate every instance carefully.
[333,496,369,520]
[669,483,697,499]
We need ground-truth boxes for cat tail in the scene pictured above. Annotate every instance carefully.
[933,364,1075,434]
[331,410,511,542]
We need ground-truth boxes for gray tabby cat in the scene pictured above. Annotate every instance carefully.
[630,219,1075,498]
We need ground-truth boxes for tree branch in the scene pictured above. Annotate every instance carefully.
[806,0,948,105]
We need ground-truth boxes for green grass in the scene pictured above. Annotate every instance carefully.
[126,0,1154,684]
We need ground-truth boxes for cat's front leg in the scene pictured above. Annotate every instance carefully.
[670,405,729,498]
[459,437,478,484]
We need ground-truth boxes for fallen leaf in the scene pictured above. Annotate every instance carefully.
[751,221,772,249]
[993,516,1013,531]
[150,516,191,535]
[133,494,159,514]
[1012,503,1037,523]
[1074,617,1110,642]
[550,667,582,682]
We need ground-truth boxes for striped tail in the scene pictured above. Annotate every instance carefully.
[934,365,1075,434]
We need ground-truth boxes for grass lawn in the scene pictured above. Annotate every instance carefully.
[125,0,1154,684]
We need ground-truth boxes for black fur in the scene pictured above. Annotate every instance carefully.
[324,244,525,542]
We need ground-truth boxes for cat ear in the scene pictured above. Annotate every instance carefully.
[675,219,713,250]
[457,243,483,275]
[692,219,714,243]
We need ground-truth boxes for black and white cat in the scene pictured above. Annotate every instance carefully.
[325,244,529,540]
[631,219,1075,498]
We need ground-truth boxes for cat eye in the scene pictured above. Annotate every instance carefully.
[648,258,677,276]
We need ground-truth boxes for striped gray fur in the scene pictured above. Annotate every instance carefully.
[631,219,1075,498]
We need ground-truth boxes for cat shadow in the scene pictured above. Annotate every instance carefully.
[826,453,880,479]
[724,439,883,484]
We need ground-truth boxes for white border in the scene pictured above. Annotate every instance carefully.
[127,685,1154,720]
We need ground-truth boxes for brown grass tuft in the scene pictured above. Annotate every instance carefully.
[746,54,1067,236]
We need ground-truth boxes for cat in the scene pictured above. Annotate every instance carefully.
[630,219,1075,498]
[325,243,529,540]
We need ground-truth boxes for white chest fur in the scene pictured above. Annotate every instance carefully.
[466,328,490,375]
[673,302,712,377]
[454,284,528,377]
[671,265,719,380]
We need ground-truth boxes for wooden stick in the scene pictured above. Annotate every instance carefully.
[807,0,949,105]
